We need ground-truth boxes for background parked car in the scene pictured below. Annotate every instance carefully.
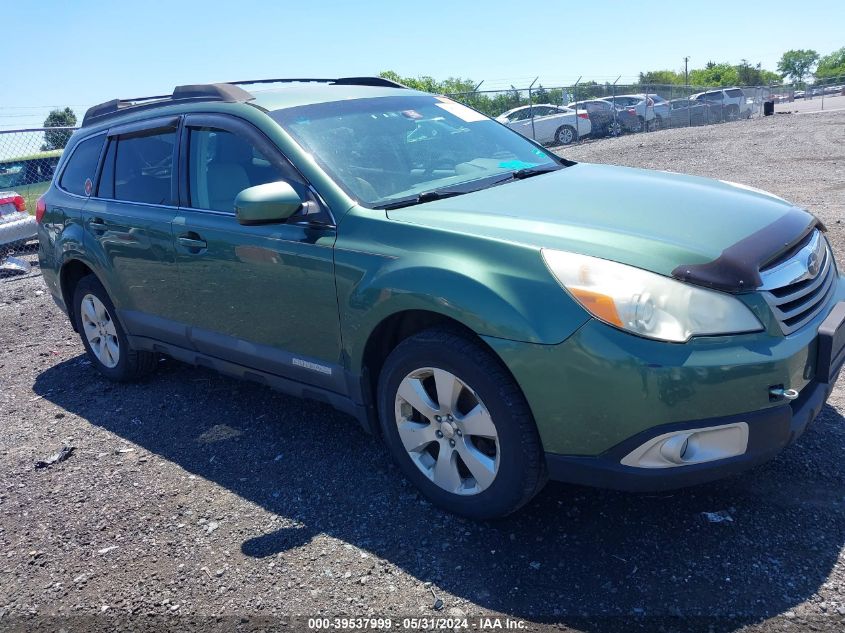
[667,98,715,127]
[497,104,591,145]
[567,99,634,137]
[0,191,35,253]
[690,88,751,121]
[603,94,669,131]
[0,150,61,213]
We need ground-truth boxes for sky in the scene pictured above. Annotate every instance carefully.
[2,0,843,131]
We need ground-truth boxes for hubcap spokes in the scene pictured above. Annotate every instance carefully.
[394,368,499,495]
[80,294,119,368]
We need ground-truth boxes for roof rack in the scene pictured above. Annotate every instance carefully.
[81,76,407,127]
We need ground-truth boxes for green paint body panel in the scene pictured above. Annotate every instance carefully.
[36,84,844,466]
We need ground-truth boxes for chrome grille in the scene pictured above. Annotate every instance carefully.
[760,229,837,335]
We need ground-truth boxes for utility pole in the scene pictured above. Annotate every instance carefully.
[684,57,691,127]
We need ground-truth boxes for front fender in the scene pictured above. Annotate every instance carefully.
[334,210,589,371]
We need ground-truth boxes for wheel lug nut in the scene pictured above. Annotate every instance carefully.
[435,415,442,422]
[435,430,443,438]
[456,429,462,436]
[447,415,453,421]
[449,439,456,448]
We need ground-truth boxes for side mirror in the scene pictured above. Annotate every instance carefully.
[235,181,302,225]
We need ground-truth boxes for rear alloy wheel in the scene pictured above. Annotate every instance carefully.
[726,105,740,121]
[79,293,120,368]
[377,328,546,519]
[73,274,158,381]
[555,125,576,145]
[607,120,623,136]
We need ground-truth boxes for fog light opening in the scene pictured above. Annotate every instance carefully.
[621,422,749,469]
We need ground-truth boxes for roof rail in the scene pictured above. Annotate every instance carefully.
[226,76,407,89]
[82,76,406,127]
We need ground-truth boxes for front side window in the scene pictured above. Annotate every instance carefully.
[271,95,560,207]
[59,135,105,196]
[98,130,176,205]
[187,127,285,212]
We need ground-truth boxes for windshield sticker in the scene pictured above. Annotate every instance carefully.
[498,160,538,170]
[434,98,488,123]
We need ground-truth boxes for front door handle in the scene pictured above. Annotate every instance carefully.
[177,233,207,252]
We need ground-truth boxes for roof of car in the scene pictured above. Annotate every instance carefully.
[250,83,426,111]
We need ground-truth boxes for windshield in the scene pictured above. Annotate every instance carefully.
[270,95,560,207]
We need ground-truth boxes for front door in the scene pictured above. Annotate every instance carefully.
[173,114,344,393]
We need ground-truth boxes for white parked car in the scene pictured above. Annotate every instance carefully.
[0,192,35,252]
[690,88,752,120]
[496,104,591,145]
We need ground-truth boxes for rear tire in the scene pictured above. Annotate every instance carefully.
[554,125,576,145]
[377,327,547,519]
[73,275,157,382]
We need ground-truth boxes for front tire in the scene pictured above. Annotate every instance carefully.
[73,275,157,382]
[377,328,547,519]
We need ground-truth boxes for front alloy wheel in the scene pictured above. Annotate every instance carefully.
[377,327,546,519]
[394,367,499,495]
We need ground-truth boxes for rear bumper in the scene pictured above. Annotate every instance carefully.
[0,213,36,247]
[545,373,838,491]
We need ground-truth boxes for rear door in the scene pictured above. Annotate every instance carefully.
[83,116,183,338]
[172,113,344,392]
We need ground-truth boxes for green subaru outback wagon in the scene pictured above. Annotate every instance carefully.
[37,77,845,518]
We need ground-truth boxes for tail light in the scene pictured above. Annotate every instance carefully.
[647,98,654,106]
[0,194,26,212]
[35,196,47,223]
[627,107,637,114]
[578,112,590,119]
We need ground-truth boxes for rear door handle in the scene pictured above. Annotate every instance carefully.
[177,233,207,251]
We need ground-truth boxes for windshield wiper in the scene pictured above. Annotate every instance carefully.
[374,165,562,210]
[513,165,561,179]
[374,189,468,210]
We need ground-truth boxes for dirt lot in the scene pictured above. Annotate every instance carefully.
[2,111,845,633]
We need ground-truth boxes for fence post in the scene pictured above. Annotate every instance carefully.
[528,77,538,141]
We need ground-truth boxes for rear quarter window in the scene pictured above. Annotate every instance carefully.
[59,135,105,196]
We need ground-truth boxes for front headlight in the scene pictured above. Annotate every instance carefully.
[541,249,763,342]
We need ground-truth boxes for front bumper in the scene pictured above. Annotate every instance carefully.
[484,282,845,490]
[545,373,838,491]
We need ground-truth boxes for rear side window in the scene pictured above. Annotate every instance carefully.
[98,130,176,205]
[59,135,105,196]
[726,88,744,98]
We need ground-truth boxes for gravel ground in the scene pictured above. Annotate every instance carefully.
[2,112,845,633]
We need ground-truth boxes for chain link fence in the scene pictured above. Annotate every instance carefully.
[446,75,845,147]
[0,127,73,278]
